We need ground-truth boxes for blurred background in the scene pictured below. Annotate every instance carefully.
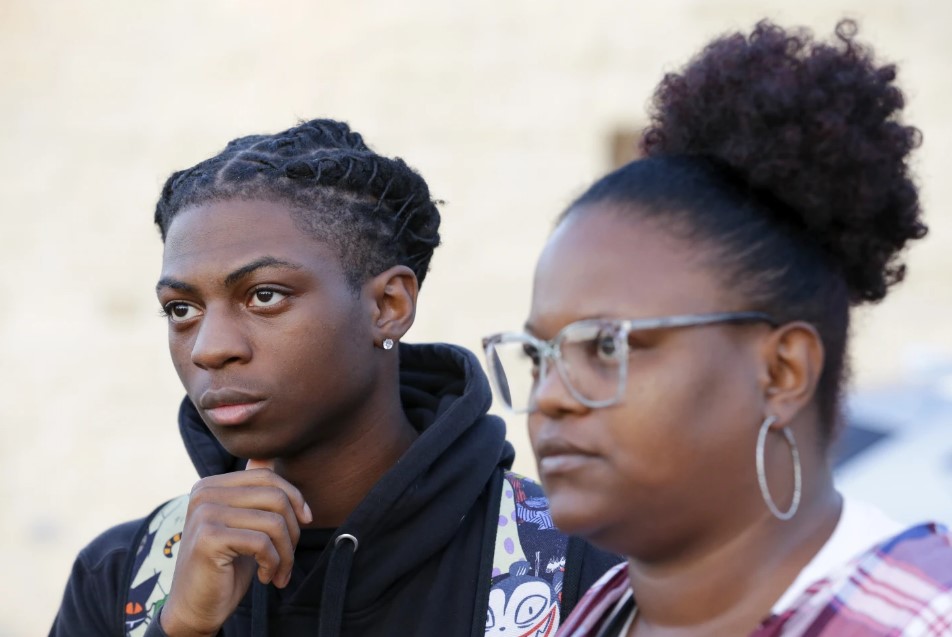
[2,1,951,634]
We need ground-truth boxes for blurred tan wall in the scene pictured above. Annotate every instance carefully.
[2,1,950,634]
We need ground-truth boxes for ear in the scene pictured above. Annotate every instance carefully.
[364,265,419,348]
[759,321,825,428]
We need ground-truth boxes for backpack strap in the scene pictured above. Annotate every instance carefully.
[559,535,589,617]
[122,475,576,636]
[484,471,569,637]
[122,494,189,637]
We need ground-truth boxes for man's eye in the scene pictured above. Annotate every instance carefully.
[164,302,200,323]
[249,289,287,308]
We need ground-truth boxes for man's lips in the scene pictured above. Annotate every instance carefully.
[199,389,266,426]
[204,402,266,426]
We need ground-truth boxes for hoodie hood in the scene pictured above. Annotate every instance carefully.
[176,341,514,631]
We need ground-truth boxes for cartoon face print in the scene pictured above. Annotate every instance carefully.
[124,572,161,632]
[486,574,559,637]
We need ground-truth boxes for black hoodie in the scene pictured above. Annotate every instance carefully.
[50,342,620,637]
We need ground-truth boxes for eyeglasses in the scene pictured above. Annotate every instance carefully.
[482,311,777,413]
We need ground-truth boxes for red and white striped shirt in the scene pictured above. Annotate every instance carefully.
[558,523,952,636]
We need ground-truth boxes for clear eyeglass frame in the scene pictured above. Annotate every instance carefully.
[482,311,778,414]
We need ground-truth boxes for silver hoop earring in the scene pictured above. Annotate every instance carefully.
[755,415,802,521]
[382,338,394,351]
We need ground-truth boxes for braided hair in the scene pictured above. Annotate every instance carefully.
[563,20,927,440]
[154,119,441,289]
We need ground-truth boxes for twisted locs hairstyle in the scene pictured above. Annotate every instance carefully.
[154,119,441,290]
[563,20,927,442]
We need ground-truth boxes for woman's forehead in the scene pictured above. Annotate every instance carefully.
[529,210,728,329]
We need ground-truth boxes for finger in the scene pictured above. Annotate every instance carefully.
[240,465,312,524]
[188,486,303,546]
[191,472,313,525]
[194,505,298,587]
[208,526,283,585]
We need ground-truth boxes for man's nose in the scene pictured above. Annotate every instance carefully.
[190,306,252,369]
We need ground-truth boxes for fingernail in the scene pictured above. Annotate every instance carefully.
[246,458,275,471]
[303,502,313,524]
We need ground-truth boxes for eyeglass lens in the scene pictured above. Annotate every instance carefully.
[487,323,626,412]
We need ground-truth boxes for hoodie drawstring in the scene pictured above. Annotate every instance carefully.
[319,533,359,637]
[251,577,269,637]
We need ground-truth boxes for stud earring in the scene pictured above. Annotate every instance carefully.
[382,338,394,350]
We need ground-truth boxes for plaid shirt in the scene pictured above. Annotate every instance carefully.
[558,523,952,636]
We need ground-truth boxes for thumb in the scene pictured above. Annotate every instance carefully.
[245,458,276,471]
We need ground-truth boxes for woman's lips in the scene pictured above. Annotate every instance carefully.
[204,401,266,426]
[538,453,595,474]
[534,437,598,475]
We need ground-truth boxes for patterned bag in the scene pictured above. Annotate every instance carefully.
[123,472,570,637]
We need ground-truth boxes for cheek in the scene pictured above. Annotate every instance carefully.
[270,304,371,396]
[167,330,194,380]
[607,342,761,485]
[273,328,336,384]
[526,413,543,447]
[599,355,693,478]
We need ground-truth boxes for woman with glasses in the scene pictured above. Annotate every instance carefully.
[484,20,951,637]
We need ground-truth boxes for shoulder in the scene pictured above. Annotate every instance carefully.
[76,517,148,574]
[782,523,952,635]
[78,495,191,573]
[50,517,151,636]
[863,524,952,630]
[51,497,190,637]
[864,523,952,587]
[557,562,629,636]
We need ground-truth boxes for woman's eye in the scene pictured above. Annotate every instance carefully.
[164,302,200,323]
[522,343,542,368]
[249,288,287,308]
[594,332,623,363]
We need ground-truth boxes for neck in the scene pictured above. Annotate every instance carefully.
[274,394,418,529]
[627,474,841,636]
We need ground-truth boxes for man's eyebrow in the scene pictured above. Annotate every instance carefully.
[155,278,197,294]
[223,256,304,287]
[156,257,304,294]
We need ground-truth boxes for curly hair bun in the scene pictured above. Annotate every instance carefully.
[642,19,927,303]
